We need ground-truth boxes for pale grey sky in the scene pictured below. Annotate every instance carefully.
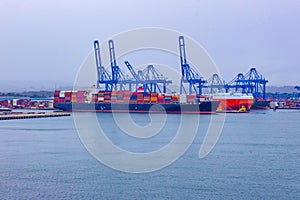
[0,0,299,87]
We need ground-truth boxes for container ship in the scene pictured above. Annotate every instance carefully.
[53,89,220,114]
[208,92,254,112]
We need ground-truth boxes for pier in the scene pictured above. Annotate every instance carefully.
[0,112,70,121]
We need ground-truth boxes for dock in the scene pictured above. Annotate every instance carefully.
[0,112,71,121]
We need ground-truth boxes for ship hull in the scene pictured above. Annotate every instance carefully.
[210,93,254,111]
[54,101,220,114]
[213,98,254,111]
[251,100,270,110]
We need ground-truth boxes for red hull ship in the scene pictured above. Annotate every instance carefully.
[210,93,254,111]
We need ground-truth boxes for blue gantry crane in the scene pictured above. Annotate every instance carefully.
[243,68,268,99]
[94,40,113,91]
[108,40,134,90]
[178,36,206,95]
[225,68,268,99]
[124,61,146,91]
[124,61,172,93]
[227,73,248,93]
[206,74,227,93]
[143,64,172,93]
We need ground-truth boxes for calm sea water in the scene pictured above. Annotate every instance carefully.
[0,110,299,199]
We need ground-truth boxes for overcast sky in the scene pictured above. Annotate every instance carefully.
[0,0,299,87]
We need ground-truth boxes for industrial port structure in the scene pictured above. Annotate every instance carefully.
[206,68,268,99]
[94,36,269,100]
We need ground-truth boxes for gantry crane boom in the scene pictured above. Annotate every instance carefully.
[178,36,205,95]
[93,40,112,91]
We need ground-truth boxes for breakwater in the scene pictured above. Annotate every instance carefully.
[0,112,70,121]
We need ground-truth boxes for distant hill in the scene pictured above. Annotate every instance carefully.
[0,91,54,98]
[266,86,299,93]
[0,80,73,92]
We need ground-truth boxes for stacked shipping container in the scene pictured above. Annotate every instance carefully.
[104,91,111,103]
[187,95,196,104]
[71,92,77,103]
[77,91,85,103]
[123,91,131,103]
[53,90,201,104]
[158,94,165,103]
[98,91,105,102]
[150,92,158,103]
[54,90,60,103]
[65,91,71,103]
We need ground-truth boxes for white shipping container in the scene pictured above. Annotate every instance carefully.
[179,94,187,103]
[59,91,66,98]
[13,99,18,106]
[199,97,206,102]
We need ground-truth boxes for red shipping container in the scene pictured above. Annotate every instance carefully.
[77,91,86,97]
[54,90,60,97]
[65,92,72,97]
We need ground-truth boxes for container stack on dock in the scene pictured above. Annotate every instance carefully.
[0,100,10,108]
[1,96,53,110]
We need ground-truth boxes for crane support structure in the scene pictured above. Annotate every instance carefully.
[109,40,121,87]
[93,40,113,91]
[243,68,268,99]
[144,65,172,93]
[124,61,146,91]
[124,61,141,82]
[178,36,206,95]
[227,73,248,93]
[225,68,268,99]
[124,61,172,93]
[207,74,227,93]
[108,40,133,90]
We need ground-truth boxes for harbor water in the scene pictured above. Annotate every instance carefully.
[0,110,299,199]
